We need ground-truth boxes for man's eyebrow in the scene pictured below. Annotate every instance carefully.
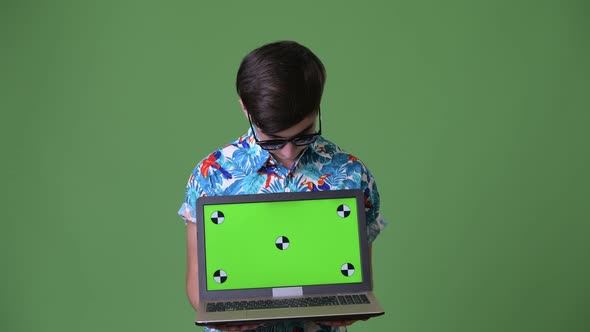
[267,123,315,139]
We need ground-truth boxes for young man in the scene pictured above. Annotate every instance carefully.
[178,41,386,332]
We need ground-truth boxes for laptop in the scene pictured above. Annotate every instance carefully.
[194,189,384,326]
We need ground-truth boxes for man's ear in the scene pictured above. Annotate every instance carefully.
[238,99,248,118]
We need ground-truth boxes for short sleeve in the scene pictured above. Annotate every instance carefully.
[177,171,205,224]
[362,167,387,244]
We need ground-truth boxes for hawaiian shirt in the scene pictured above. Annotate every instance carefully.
[178,129,387,332]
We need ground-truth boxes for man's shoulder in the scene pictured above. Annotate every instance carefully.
[191,132,265,180]
[195,133,252,163]
[311,136,364,164]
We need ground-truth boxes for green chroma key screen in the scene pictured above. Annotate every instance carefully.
[203,197,362,291]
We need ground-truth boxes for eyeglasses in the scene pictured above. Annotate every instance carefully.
[248,108,322,151]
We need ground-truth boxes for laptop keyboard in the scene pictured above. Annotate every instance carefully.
[206,294,370,312]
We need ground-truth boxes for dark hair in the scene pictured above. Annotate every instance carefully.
[236,40,326,134]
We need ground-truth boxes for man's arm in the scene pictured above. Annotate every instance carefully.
[186,222,199,311]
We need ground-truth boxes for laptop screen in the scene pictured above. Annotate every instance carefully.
[202,196,363,291]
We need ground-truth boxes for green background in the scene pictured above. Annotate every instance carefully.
[1,0,589,331]
[203,198,362,290]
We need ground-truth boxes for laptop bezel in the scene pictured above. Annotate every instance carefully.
[195,189,372,302]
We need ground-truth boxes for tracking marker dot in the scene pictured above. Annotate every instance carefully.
[341,263,355,277]
[210,211,224,224]
[275,236,290,250]
[213,269,227,283]
[337,204,351,218]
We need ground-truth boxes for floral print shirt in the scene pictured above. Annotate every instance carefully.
[178,129,387,331]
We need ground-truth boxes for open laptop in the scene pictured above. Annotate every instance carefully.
[194,189,384,326]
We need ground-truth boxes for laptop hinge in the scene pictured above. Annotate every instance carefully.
[272,287,303,297]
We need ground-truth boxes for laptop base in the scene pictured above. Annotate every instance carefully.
[195,312,384,327]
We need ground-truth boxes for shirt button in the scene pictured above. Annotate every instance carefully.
[284,188,291,192]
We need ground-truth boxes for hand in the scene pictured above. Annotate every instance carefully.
[315,319,360,327]
[206,323,266,331]
[315,317,371,328]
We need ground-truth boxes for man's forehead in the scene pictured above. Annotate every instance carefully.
[265,120,316,139]
[266,120,315,139]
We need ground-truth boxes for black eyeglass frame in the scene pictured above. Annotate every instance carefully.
[248,108,322,151]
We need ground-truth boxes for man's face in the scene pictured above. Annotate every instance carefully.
[254,113,318,169]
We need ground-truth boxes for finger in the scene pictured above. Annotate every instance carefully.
[316,320,357,326]
[212,324,264,331]
[208,325,246,331]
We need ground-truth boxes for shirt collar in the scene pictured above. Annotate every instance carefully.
[245,128,272,171]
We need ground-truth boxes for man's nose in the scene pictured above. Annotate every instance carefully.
[281,141,298,157]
